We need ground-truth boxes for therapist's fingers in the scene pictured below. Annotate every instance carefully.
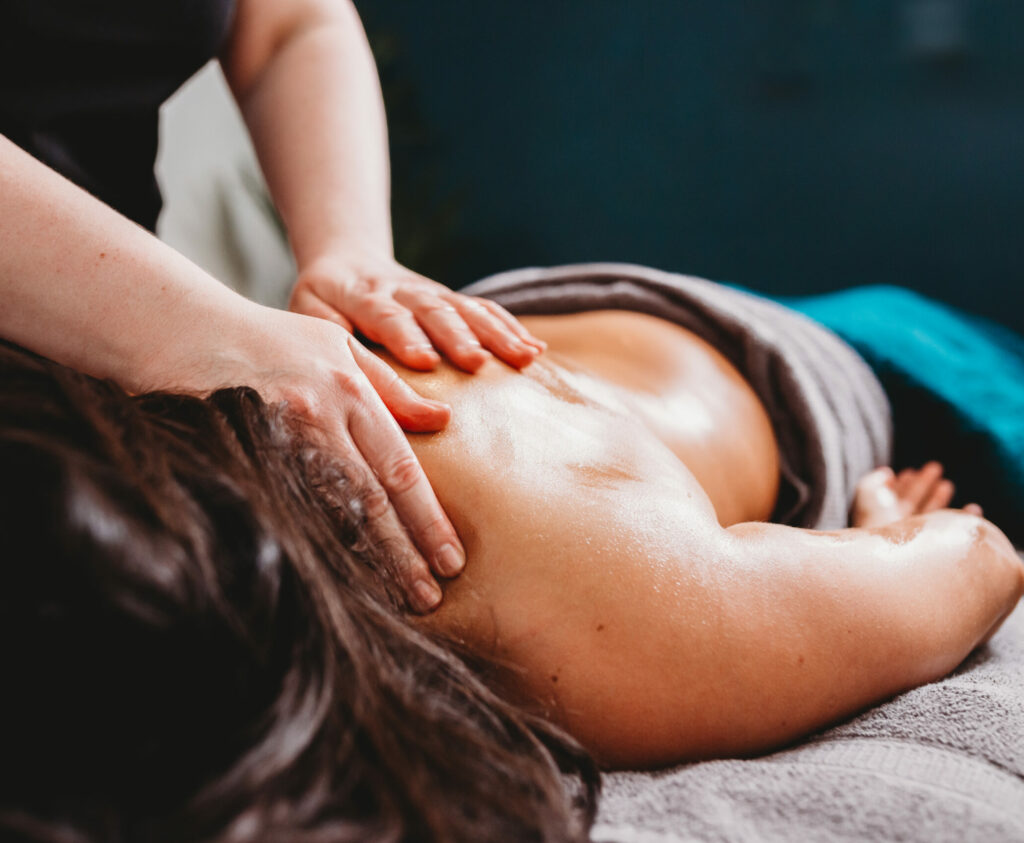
[348,337,450,433]
[394,288,491,372]
[289,285,354,333]
[348,344,466,588]
[347,409,466,599]
[473,297,548,351]
[328,428,444,614]
[346,293,443,371]
[450,296,540,369]
[279,361,456,611]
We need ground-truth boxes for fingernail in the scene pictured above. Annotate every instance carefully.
[413,579,442,612]
[458,344,488,370]
[407,344,440,362]
[436,543,465,577]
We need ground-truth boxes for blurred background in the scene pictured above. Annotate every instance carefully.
[157,0,1024,332]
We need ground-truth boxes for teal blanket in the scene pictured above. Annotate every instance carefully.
[787,285,1024,544]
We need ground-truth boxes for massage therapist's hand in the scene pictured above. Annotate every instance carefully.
[288,247,546,372]
[215,305,465,614]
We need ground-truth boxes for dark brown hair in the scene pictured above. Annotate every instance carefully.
[0,342,597,842]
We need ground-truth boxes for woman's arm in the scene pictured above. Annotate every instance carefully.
[220,0,544,372]
[705,513,1023,757]
[0,134,246,391]
[431,487,1022,767]
[0,133,464,611]
[588,512,1022,766]
[221,0,392,272]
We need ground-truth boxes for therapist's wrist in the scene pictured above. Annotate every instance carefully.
[293,229,395,276]
[132,281,270,396]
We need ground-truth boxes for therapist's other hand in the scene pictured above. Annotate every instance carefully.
[212,306,464,613]
[289,248,546,372]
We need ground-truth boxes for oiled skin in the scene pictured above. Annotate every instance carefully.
[387,311,1023,768]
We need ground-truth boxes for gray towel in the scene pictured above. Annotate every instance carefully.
[465,262,891,529]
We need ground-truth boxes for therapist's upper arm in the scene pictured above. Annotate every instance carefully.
[220,0,359,98]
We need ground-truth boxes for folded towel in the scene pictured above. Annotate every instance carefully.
[465,262,892,529]
[789,285,1024,545]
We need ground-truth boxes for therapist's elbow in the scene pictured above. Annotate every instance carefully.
[221,0,358,100]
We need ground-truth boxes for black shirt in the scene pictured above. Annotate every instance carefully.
[0,0,236,230]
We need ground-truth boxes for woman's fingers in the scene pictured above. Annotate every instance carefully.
[282,386,448,614]
[331,431,445,613]
[856,462,987,525]
[854,466,896,506]
[349,337,450,432]
[901,461,944,508]
[344,293,441,371]
[204,299,464,614]
[396,288,543,371]
[477,298,548,351]
[292,254,545,370]
[451,296,539,369]
[343,369,466,599]
[925,478,955,512]
[289,285,354,333]
[391,283,543,370]
[392,289,489,372]
[346,288,495,373]
[857,465,894,492]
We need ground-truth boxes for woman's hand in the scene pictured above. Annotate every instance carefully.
[289,248,546,372]
[851,462,983,528]
[174,304,466,614]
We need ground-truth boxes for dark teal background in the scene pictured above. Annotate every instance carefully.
[357,1,1024,333]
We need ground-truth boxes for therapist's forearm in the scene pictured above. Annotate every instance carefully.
[0,133,257,392]
[0,131,466,609]
[228,2,394,270]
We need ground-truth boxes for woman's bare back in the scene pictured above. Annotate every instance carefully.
[381,310,1022,767]
[517,311,780,525]
[398,309,779,531]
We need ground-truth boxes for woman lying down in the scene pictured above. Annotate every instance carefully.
[2,268,1021,842]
